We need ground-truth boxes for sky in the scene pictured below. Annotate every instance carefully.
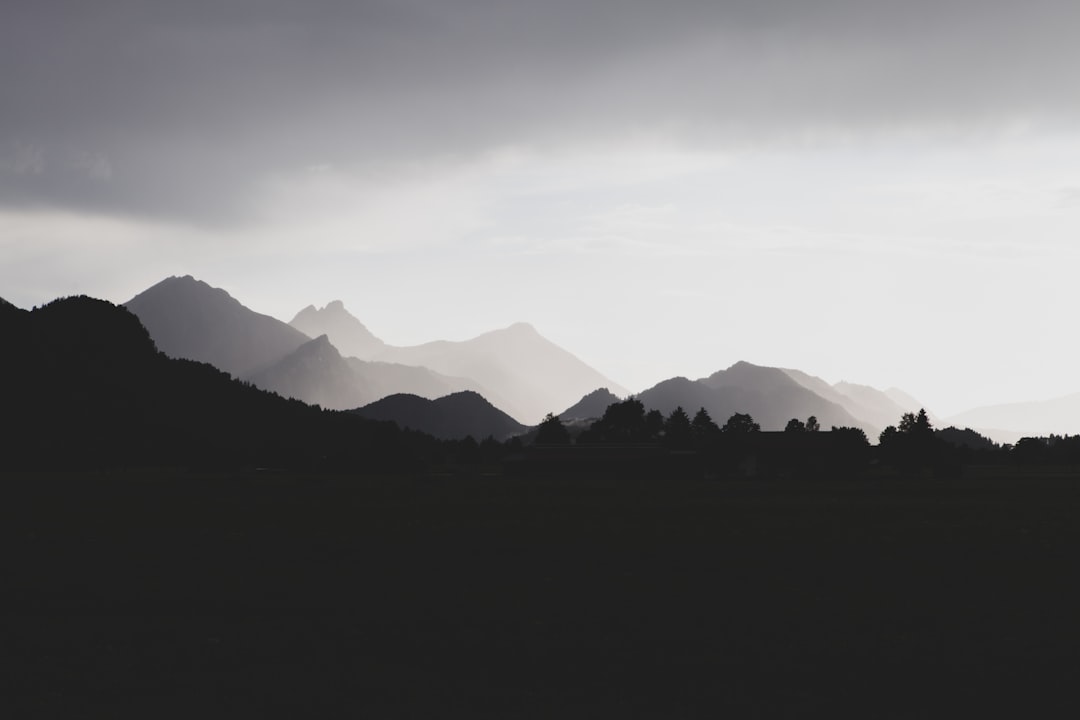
[4,0,1080,417]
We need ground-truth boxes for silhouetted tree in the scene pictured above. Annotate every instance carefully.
[663,406,692,449]
[535,413,571,446]
[785,418,806,433]
[830,426,869,445]
[691,408,721,448]
[645,409,665,441]
[578,398,655,444]
[722,413,760,433]
[806,415,820,432]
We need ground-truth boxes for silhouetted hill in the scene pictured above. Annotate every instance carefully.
[559,388,623,422]
[0,295,437,470]
[947,393,1080,438]
[290,300,386,358]
[354,391,527,441]
[344,358,484,407]
[248,334,484,411]
[372,322,627,425]
[125,275,310,378]
[0,296,26,326]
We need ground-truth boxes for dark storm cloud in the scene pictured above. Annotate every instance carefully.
[4,0,1079,222]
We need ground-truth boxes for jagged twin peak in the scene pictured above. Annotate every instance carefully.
[290,300,386,359]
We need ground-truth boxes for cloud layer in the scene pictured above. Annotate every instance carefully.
[5,0,1080,221]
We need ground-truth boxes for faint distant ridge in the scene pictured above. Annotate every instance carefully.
[947,392,1080,438]
[290,300,386,358]
[353,391,527,441]
[126,275,309,378]
[559,388,623,422]
[250,332,485,411]
[291,298,628,425]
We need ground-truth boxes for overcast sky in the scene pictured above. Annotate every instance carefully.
[4,0,1080,416]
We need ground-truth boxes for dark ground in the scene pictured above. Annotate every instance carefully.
[3,468,1080,718]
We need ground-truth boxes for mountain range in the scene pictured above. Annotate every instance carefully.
[13,276,1073,444]
[118,276,930,438]
[125,276,618,421]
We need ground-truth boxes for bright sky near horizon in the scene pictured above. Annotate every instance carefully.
[4,0,1080,417]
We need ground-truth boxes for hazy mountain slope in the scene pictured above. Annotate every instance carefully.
[344,357,483,406]
[126,275,310,378]
[559,388,623,422]
[885,388,927,414]
[695,361,871,432]
[290,300,386,358]
[247,333,485,411]
[832,380,921,431]
[248,335,372,410]
[353,391,527,441]
[947,394,1080,438]
[373,322,627,425]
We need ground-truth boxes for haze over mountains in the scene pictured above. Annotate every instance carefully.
[123,276,625,423]
[290,301,629,425]
[947,395,1080,441]
[9,274,1069,443]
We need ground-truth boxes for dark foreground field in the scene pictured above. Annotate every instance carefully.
[4,469,1080,718]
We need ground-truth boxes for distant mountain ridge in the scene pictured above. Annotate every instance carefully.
[249,334,484,411]
[289,301,628,425]
[618,361,926,437]
[947,393,1080,439]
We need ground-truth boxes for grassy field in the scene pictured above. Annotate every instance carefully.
[4,468,1080,717]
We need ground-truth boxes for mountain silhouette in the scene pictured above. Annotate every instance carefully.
[125,275,309,378]
[559,388,623,422]
[0,295,441,470]
[249,334,485,411]
[290,300,386,358]
[354,391,527,441]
